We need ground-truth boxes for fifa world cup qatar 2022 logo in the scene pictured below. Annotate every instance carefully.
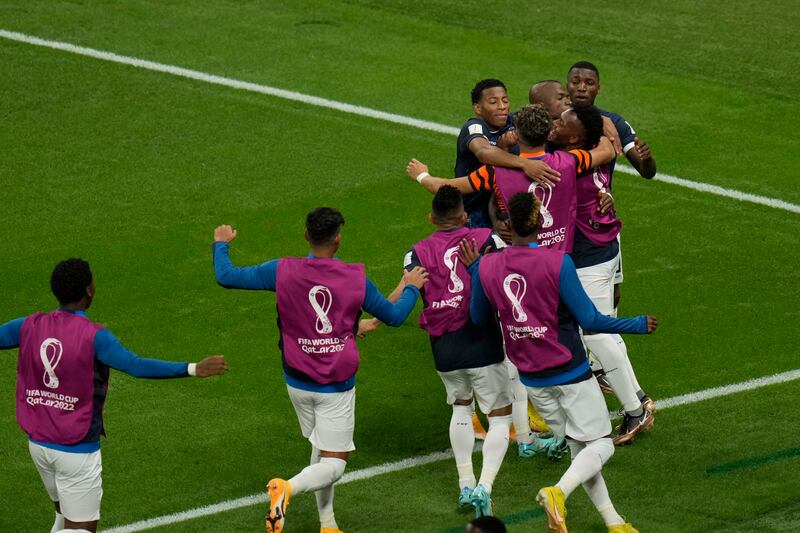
[528,182,554,229]
[308,285,334,334]
[443,246,464,294]
[39,338,63,389]
[503,274,528,323]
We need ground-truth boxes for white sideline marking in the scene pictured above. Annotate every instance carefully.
[104,367,800,532]
[102,451,454,533]
[1,28,799,216]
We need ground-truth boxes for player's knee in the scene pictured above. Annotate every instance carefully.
[452,403,473,418]
[319,457,346,484]
[586,436,615,465]
[487,413,512,428]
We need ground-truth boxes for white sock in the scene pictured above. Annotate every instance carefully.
[450,404,476,489]
[613,334,642,392]
[51,511,64,533]
[557,438,614,499]
[56,530,92,533]
[511,378,533,445]
[584,333,641,412]
[306,447,338,529]
[289,457,346,495]
[478,414,512,494]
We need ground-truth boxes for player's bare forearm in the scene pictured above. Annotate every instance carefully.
[627,137,657,179]
[474,144,559,186]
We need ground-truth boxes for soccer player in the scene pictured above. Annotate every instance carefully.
[408,103,616,252]
[212,208,427,533]
[0,258,229,533]
[529,80,571,120]
[455,78,561,229]
[567,61,656,181]
[462,192,656,533]
[360,186,562,517]
[548,105,655,445]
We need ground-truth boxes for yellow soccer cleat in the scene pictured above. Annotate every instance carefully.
[608,522,639,533]
[320,529,346,533]
[528,401,551,434]
[265,478,292,533]
[472,412,488,440]
[537,486,567,533]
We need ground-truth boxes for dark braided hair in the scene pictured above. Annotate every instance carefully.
[508,192,542,237]
[51,258,92,304]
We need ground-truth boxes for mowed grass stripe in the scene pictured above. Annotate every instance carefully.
[103,367,800,532]
[1,28,799,216]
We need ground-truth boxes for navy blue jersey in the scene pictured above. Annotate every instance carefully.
[598,108,636,184]
[454,115,518,228]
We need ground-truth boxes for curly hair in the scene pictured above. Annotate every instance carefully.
[573,105,605,149]
[432,185,464,221]
[471,78,506,104]
[50,258,92,305]
[514,104,552,147]
[306,207,345,246]
[508,192,542,237]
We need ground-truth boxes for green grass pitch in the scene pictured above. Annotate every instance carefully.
[1,1,798,532]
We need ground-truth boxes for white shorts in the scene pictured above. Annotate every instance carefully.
[437,362,512,413]
[287,385,356,453]
[28,441,102,522]
[525,376,612,442]
[576,250,620,316]
[614,234,624,285]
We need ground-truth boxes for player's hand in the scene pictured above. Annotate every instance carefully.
[521,158,560,187]
[195,355,230,377]
[496,130,519,151]
[602,116,622,155]
[645,316,658,334]
[214,225,237,243]
[598,191,614,214]
[403,266,429,289]
[357,318,381,338]
[458,238,481,268]
[634,137,652,160]
[406,159,429,181]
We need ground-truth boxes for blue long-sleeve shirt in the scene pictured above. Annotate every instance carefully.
[468,250,646,334]
[0,311,189,377]
[1,309,190,453]
[213,242,419,326]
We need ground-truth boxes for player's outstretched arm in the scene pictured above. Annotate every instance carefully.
[558,255,656,334]
[470,136,560,186]
[0,317,25,350]
[213,225,277,291]
[406,159,473,194]
[362,267,428,327]
[95,329,231,378]
[626,136,657,179]
[357,276,406,337]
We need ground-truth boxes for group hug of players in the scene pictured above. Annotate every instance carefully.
[1,60,658,533]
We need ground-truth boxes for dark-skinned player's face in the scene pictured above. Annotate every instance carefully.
[567,68,599,108]
[548,108,584,147]
[473,86,510,129]
[540,82,571,119]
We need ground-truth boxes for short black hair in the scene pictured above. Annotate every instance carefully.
[568,60,600,80]
[573,105,605,149]
[50,258,92,305]
[471,79,506,104]
[306,207,345,246]
[508,192,541,237]
[468,516,507,533]
[432,185,464,222]
[514,104,552,147]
